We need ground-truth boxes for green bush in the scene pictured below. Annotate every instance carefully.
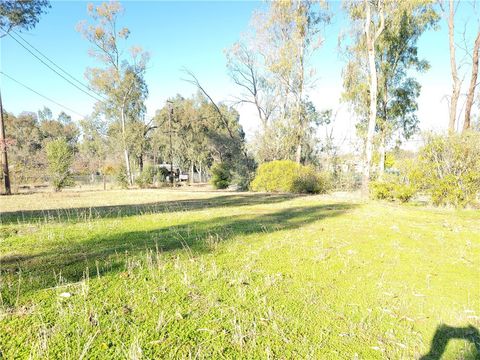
[45,138,74,191]
[292,168,330,194]
[413,132,480,207]
[393,183,416,203]
[115,165,129,189]
[135,165,156,188]
[370,180,396,201]
[370,175,416,203]
[250,160,328,194]
[211,162,232,189]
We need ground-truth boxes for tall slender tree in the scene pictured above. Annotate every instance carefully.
[343,0,437,189]
[464,29,480,131]
[77,2,149,185]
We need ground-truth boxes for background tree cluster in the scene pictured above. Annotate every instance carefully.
[227,0,332,165]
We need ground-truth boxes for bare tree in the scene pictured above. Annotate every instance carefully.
[464,29,480,131]
[226,41,277,131]
[440,0,462,132]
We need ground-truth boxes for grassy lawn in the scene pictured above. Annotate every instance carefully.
[1,189,479,359]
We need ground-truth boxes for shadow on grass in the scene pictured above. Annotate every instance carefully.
[0,193,300,225]
[0,202,355,306]
[420,325,480,360]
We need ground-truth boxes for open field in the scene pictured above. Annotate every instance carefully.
[1,189,479,359]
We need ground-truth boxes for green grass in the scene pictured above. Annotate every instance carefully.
[1,189,479,359]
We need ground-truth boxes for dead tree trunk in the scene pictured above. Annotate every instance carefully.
[448,0,461,132]
[464,30,480,132]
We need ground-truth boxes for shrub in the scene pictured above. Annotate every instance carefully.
[250,160,328,194]
[292,168,330,194]
[135,165,156,188]
[393,183,416,203]
[115,165,129,189]
[211,162,232,189]
[414,132,480,207]
[45,138,74,191]
[370,175,416,203]
[370,180,395,201]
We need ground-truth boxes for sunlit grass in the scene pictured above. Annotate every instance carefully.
[1,189,479,359]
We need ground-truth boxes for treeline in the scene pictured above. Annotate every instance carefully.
[3,93,249,188]
[1,0,480,206]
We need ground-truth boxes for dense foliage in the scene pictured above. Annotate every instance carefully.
[370,132,480,207]
[45,138,74,191]
[210,162,232,189]
[370,175,416,203]
[414,132,480,207]
[135,165,156,188]
[251,160,328,194]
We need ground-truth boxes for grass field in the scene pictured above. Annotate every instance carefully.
[1,189,479,359]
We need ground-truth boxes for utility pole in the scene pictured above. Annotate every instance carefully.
[0,90,11,195]
[167,100,174,187]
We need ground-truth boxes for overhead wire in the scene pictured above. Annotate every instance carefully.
[2,26,107,103]
[1,71,87,118]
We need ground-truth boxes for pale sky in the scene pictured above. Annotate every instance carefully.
[1,1,479,152]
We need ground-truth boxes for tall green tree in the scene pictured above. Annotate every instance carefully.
[343,0,437,187]
[77,1,149,185]
[252,0,330,164]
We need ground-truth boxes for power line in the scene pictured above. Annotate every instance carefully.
[2,27,107,103]
[0,71,86,118]
[10,28,108,102]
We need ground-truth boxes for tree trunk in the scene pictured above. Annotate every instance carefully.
[0,90,11,195]
[378,131,386,178]
[362,0,383,196]
[464,30,480,132]
[448,0,461,132]
[190,162,194,185]
[295,143,302,164]
[138,154,144,173]
[295,2,305,164]
[378,80,388,178]
[120,106,132,185]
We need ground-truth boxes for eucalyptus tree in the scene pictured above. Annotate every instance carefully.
[0,0,50,36]
[375,1,438,174]
[343,0,387,193]
[77,2,149,185]
[253,0,330,164]
[343,0,437,187]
